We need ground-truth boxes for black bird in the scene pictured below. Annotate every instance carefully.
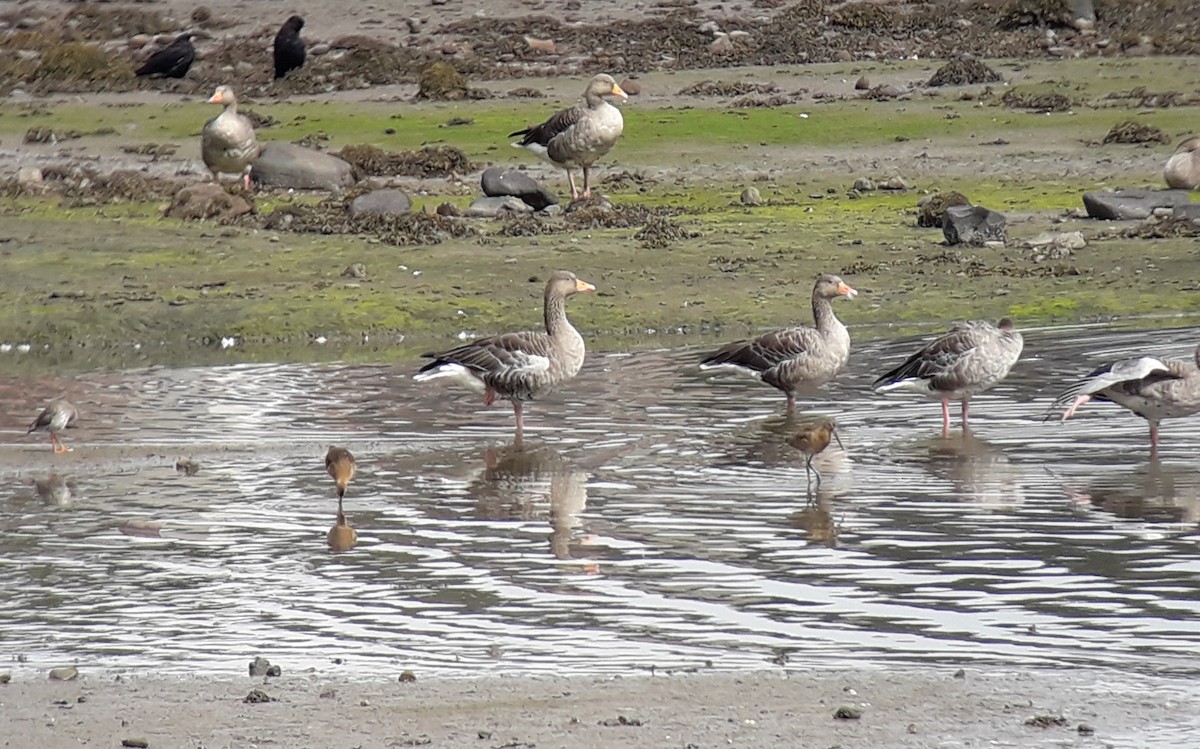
[273,15,306,80]
[135,33,195,79]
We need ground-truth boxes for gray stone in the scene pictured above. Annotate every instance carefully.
[480,166,557,210]
[740,187,762,206]
[16,166,42,186]
[539,204,563,217]
[943,204,1007,246]
[251,142,355,191]
[349,188,412,217]
[1070,0,1095,23]
[1082,189,1191,220]
[852,177,874,192]
[464,196,533,218]
[1024,231,1085,250]
[1173,204,1200,220]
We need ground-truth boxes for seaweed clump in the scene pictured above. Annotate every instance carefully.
[337,144,475,178]
[1102,120,1170,144]
[263,199,480,246]
[927,59,1003,87]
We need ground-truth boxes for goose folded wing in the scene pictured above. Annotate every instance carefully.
[510,106,584,148]
[423,332,553,377]
[704,328,822,372]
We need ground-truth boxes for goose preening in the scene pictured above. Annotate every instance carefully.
[273,15,306,80]
[699,274,858,415]
[135,33,195,79]
[787,417,842,490]
[414,271,596,445]
[872,318,1024,436]
[1049,344,1200,453]
[201,85,260,190]
[325,446,357,501]
[28,398,78,454]
[1163,135,1200,190]
[510,74,627,200]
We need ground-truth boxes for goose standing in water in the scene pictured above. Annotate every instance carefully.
[201,85,260,190]
[872,319,1024,436]
[700,274,858,415]
[28,398,78,454]
[510,74,627,200]
[1049,343,1200,454]
[414,271,596,446]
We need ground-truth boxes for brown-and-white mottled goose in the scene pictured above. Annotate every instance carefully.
[700,274,858,414]
[201,85,260,190]
[872,319,1024,436]
[510,74,627,200]
[28,398,78,454]
[1049,343,1200,453]
[414,271,596,445]
[1164,136,1200,190]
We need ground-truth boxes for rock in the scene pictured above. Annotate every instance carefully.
[480,166,558,210]
[0,672,11,684]
[917,191,970,227]
[739,187,762,206]
[833,706,862,720]
[709,35,735,54]
[854,76,870,90]
[1070,0,1095,23]
[244,688,274,704]
[175,458,200,476]
[48,667,78,681]
[266,665,282,677]
[1173,204,1200,220]
[1024,231,1086,250]
[565,194,614,213]
[540,204,562,217]
[252,143,355,191]
[435,202,462,217]
[248,656,272,677]
[464,196,533,218]
[852,177,874,192]
[341,263,367,278]
[943,204,1007,246]
[399,670,417,683]
[309,42,330,56]
[121,739,149,748]
[1163,136,1200,190]
[1082,189,1191,220]
[17,166,43,186]
[349,188,412,217]
[165,183,252,222]
[878,176,911,190]
[523,35,556,54]
[1077,723,1096,735]
[618,78,640,96]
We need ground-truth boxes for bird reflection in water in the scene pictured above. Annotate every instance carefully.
[1061,461,1200,524]
[787,488,840,548]
[922,433,1024,505]
[325,446,359,552]
[31,474,75,508]
[471,444,598,570]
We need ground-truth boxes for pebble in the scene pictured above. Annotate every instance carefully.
[619,78,641,96]
[399,670,417,683]
[854,76,870,90]
[244,689,274,704]
[121,739,149,748]
[852,177,874,191]
[0,672,10,684]
[49,667,78,681]
[833,706,862,720]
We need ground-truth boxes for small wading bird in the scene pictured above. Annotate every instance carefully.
[510,74,627,200]
[135,33,196,79]
[871,319,1024,436]
[325,446,357,501]
[201,85,260,190]
[273,15,306,80]
[787,417,842,490]
[414,271,596,447]
[700,274,857,415]
[28,398,78,454]
[1048,343,1200,454]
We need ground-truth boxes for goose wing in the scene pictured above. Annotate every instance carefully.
[701,327,823,373]
[510,104,586,151]
[873,321,1010,391]
[1049,355,1178,413]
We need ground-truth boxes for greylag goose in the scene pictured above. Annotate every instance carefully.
[510,74,627,200]
[414,271,596,445]
[28,398,78,454]
[872,318,1024,436]
[135,33,195,79]
[700,274,858,414]
[1164,136,1200,190]
[787,417,842,490]
[325,446,356,500]
[201,86,260,190]
[1049,343,1200,453]
[273,15,306,80]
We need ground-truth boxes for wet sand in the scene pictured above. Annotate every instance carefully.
[6,666,1198,747]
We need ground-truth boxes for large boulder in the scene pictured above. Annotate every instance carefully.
[464,196,533,218]
[1082,189,1191,220]
[165,183,252,221]
[349,188,412,217]
[251,142,355,191]
[480,166,558,210]
[943,204,1006,246]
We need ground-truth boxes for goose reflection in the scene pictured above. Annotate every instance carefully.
[470,445,596,564]
[1063,462,1200,523]
[921,433,1024,505]
[31,474,75,507]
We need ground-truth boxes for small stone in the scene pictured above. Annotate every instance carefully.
[17,166,43,185]
[833,706,862,720]
[464,195,533,218]
[852,177,874,192]
[48,667,78,681]
[399,670,417,683]
[907,723,918,733]
[523,35,556,54]
[953,668,966,678]
[854,76,870,90]
[943,204,1007,246]
[349,188,412,217]
[878,176,911,190]
[266,665,282,678]
[244,688,273,704]
[128,34,152,50]
[1077,723,1095,735]
[0,672,11,684]
[175,458,199,476]
[248,656,272,677]
[709,35,735,54]
[121,739,149,748]
[618,78,640,96]
[435,202,461,217]
[739,187,762,206]
[319,688,337,699]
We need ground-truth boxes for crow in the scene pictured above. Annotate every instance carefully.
[135,33,195,79]
[273,15,306,80]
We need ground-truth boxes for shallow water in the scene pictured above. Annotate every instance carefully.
[2,324,1200,682]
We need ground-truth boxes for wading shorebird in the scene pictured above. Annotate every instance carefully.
[871,319,1024,436]
[787,417,842,490]
[325,446,357,501]
[700,274,858,415]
